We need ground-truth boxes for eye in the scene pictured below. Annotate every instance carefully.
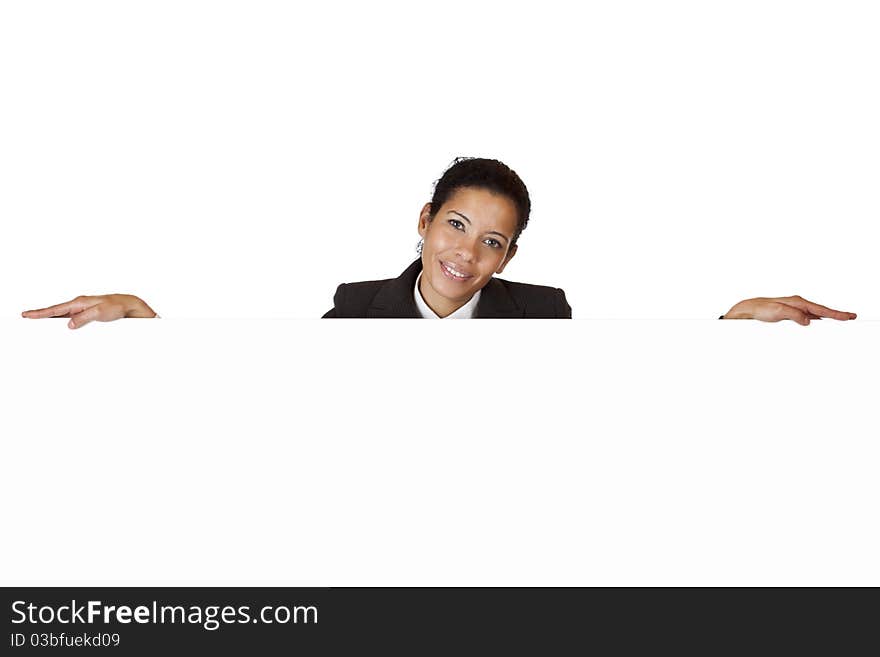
[447,218,465,230]
[483,238,502,249]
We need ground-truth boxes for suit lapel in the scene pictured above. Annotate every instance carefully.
[475,277,523,318]
[367,259,423,318]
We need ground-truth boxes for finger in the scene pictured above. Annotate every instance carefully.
[777,296,857,320]
[22,309,73,318]
[67,305,104,329]
[766,302,811,326]
[22,297,94,319]
[22,303,77,318]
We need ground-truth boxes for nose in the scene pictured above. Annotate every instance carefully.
[454,236,477,263]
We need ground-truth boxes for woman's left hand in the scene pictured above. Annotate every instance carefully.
[722,295,857,325]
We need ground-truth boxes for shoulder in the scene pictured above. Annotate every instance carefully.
[323,259,423,318]
[488,277,572,319]
[337,277,390,298]
[324,278,390,318]
[496,278,564,301]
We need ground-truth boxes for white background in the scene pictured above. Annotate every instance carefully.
[1,1,878,585]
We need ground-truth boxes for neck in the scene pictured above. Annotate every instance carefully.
[419,276,469,318]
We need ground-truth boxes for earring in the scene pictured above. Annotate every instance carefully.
[416,238,424,255]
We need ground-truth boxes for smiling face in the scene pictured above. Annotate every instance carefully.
[417,186,519,317]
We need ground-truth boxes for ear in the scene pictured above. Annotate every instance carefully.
[496,243,517,274]
[417,202,432,238]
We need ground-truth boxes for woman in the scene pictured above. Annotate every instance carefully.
[322,157,569,319]
[21,157,857,326]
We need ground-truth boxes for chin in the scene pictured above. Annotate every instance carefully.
[439,279,484,304]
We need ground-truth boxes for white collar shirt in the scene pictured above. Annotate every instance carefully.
[413,271,481,319]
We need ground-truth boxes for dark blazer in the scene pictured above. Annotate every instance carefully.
[322,259,572,318]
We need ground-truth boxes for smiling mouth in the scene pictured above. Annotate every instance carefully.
[439,260,474,282]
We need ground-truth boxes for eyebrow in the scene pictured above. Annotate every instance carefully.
[447,210,510,243]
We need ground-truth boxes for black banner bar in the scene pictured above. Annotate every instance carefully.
[2,587,875,654]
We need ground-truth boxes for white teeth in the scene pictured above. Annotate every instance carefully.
[444,263,468,278]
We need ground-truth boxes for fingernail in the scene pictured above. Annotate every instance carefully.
[68,320,75,329]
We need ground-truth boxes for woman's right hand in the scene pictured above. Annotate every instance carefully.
[22,294,158,329]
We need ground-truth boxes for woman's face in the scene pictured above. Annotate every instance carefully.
[417,186,519,315]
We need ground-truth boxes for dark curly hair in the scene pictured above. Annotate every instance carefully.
[428,157,531,246]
